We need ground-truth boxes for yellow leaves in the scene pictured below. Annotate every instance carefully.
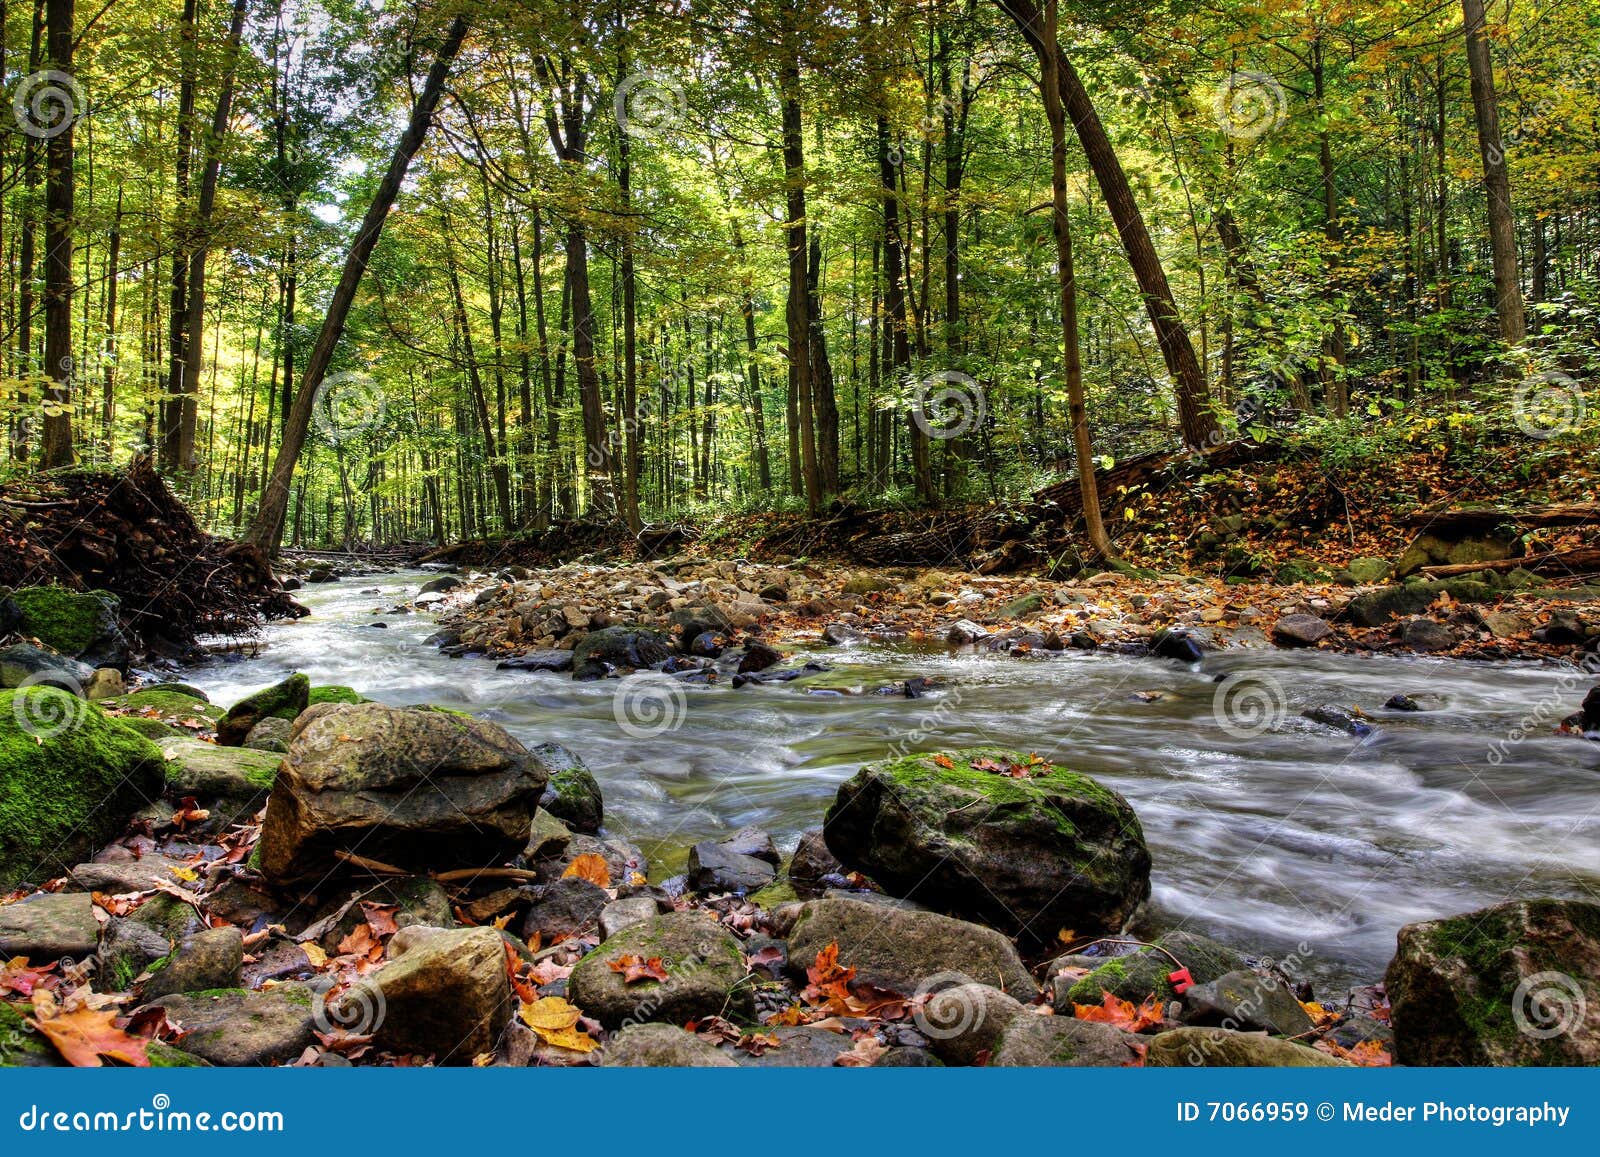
[301,942,329,969]
[562,853,611,888]
[518,996,598,1053]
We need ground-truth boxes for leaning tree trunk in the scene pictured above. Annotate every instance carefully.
[245,16,470,552]
[998,0,1221,452]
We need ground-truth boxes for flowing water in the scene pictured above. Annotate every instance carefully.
[183,570,1600,992]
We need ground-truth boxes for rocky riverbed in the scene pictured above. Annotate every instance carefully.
[1,561,1598,1068]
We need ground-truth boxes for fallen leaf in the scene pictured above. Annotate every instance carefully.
[563,853,611,888]
[1072,990,1165,1033]
[301,943,329,969]
[518,997,599,1053]
[29,1004,150,1067]
[608,954,669,984]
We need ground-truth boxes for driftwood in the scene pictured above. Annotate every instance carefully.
[1419,548,1600,579]
[1402,503,1600,532]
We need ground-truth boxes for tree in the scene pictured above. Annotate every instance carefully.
[38,0,76,469]
[1460,0,1525,347]
[245,14,470,551]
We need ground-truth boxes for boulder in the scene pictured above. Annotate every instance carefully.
[307,685,366,707]
[355,926,514,1063]
[97,918,178,992]
[259,703,550,885]
[0,691,164,889]
[1146,1026,1345,1067]
[523,877,609,939]
[947,619,989,646]
[1149,629,1207,663]
[1180,969,1315,1037]
[67,853,190,894]
[720,1025,853,1067]
[158,738,281,827]
[567,912,752,1029]
[141,926,244,1000]
[1303,704,1373,737]
[1385,899,1600,1065]
[243,716,294,752]
[1341,579,1495,627]
[918,982,1027,1066]
[1334,557,1392,586]
[598,1023,738,1067]
[570,627,672,681]
[0,643,94,691]
[496,650,574,674]
[687,838,777,894]
[216,673,310,746]
[1272,614,1332,647]
[787,827,843,897]
[533,742,603,833]
[84,668,126,700]
[0,892,99,959]
[600,896,661,941]
[785,897,1035,997]
[1399,618,1456,653]
[418,575,462,595]
[1395,525,1520,579]
[309,878,456,954]
[1057,931,1247,1008]
[989,1014,1144,1067]
[98,689,221,737]
[824,749,1150,942]
[150,987,316,1066]
[9,586,123,664]
[531,833,646,887]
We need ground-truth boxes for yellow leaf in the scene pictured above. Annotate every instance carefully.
[562,853,611,888]
[168,866,198,883]
[519,997,599,1053]
[491,913,512,931]
[301,942,328,969]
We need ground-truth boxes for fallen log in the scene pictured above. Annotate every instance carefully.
[1419,548,1600,579]
[1402,503,1600,532]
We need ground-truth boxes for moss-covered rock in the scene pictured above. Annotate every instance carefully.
[307,685,367,707]
[10,586,122,661]
[100,689,222,732]
[1386,899,1600,1065]
[1395,525,1521,579]
[533,742,603,833]
[1341,579,1498,627]
[1146,1027,1346,1067]
[568,911,753,1029]
[216,674,310,746]
[1058,931,1246,1008]
[0,644,95,691]
[824,749,1151,943]
[157,738,281,827]
[0,690,165,889]
[598,1023,739,1067]
[0,1000,64,1067]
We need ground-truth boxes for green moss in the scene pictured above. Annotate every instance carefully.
[0,1000,63,1066]
[749,881,798,909]
[10,586,115,655]
[0,690,165,888]
[187,987,249,999]
[147,1040,209,1067]
[115,716,186,740]
[308,685,366,706]
[101,690,222,725]
[878,749,1121,840]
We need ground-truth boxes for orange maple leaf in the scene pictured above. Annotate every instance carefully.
[1072,990,1165,1033]
[563,853,611,888]
[608,954,670,984]
[30,1005,151,1067]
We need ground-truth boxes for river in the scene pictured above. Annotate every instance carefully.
[182,569,1600,992]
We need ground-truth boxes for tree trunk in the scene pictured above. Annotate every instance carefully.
[160,0,198,472]
[245,16,469,551]
[1461,0,1526,346]
[38,0,76,469]
[998,0,1220,451]
[781,30,821,514]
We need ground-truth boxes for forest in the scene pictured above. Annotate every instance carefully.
[0,0,1593,550]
